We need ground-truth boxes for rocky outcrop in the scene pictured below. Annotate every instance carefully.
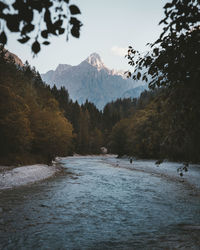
[4,49,24,67]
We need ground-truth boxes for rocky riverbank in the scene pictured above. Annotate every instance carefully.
[0,163,61,190]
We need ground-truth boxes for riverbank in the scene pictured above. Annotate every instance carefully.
[0,163,62,190]
[1,156,200,249]
[101,156,200,192]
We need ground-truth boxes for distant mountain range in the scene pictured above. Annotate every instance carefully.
[41,53,147,109]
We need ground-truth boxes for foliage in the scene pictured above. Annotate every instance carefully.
[0,47,74,165]
[0,0,82,54]
[126,0,200,90]
[110,119,129,157]
[123,0,200,164]
[109,87,200,163]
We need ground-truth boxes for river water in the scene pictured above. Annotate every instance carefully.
[0,156,200,249]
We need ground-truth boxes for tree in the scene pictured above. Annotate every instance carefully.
[0,0,82,54]
[127,0,200,90]
[31,108,74,163]
[0,84,32,164]
[77,110,90,153]
[0,48,74,165]
[89,128,103,154]
[126,0,200,163]
[110,119,129,157]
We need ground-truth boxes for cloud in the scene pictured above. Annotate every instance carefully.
[111,46,127,57]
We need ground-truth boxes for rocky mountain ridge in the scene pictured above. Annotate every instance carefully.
[41,53,146,109]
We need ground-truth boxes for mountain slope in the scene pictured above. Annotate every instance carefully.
[41,53,146,109]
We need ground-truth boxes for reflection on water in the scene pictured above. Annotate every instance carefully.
[0,156,200,249]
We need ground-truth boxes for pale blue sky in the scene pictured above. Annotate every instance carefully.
[7,0,167,73]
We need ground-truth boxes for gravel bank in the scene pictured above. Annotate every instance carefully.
[0,164,58,190]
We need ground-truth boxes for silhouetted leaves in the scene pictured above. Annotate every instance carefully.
[32,41,40,54]
[125,0,200,165]
[0,31,7,44]
[21,24,34,34]
[0,2,8,11]
[126,0,200,89]
[43,41,50,45]
[58,28,65,35]
[69,5,81,15]
[5,14,20,32]
[41,30,48,39]
[18,36,30,44]
[71,27,80,38]
[70,17,82,38]
[0,0,82,55]
[44,9,52,27]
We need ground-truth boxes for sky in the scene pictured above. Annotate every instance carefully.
[6,0,167,74]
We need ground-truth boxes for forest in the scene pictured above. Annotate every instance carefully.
[0,43,199,166]
[0,0,199,166]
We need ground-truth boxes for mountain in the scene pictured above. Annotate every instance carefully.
[41,53,146,109]
[122,85,148,99]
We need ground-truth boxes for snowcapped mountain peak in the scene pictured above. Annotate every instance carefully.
[41,52,146,109]
[110,69,126,78]
[86,53,106,71]
[85,53,125,76]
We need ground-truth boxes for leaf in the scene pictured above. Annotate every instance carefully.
[48,26,57,35]
[6,14,20,32]
[0,31,7,44]
[43,41,50,45]
[21,24,34,34]
[164,3,173,9]
[41,30,48,39]
[70,17,81,26]
[58,28,65,35]
[71,27,80,38]
[70,17,82,38]
[54,20,63,27]
[69,5,81,15]
[28,1,43,12]
[44,9,52,26]
[19,9,34,23]
[12,0,25,10]
[0,2,8,11]
[18,36,30,44]
[32,40,40,54]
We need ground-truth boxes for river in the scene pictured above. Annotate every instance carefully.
[0,156,200,249]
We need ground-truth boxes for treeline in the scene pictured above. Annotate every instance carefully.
[1,47,199,165]
[0,47,120,165]
[0,49,74,165]
[109,87,200,163]
[51,86,104,155]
